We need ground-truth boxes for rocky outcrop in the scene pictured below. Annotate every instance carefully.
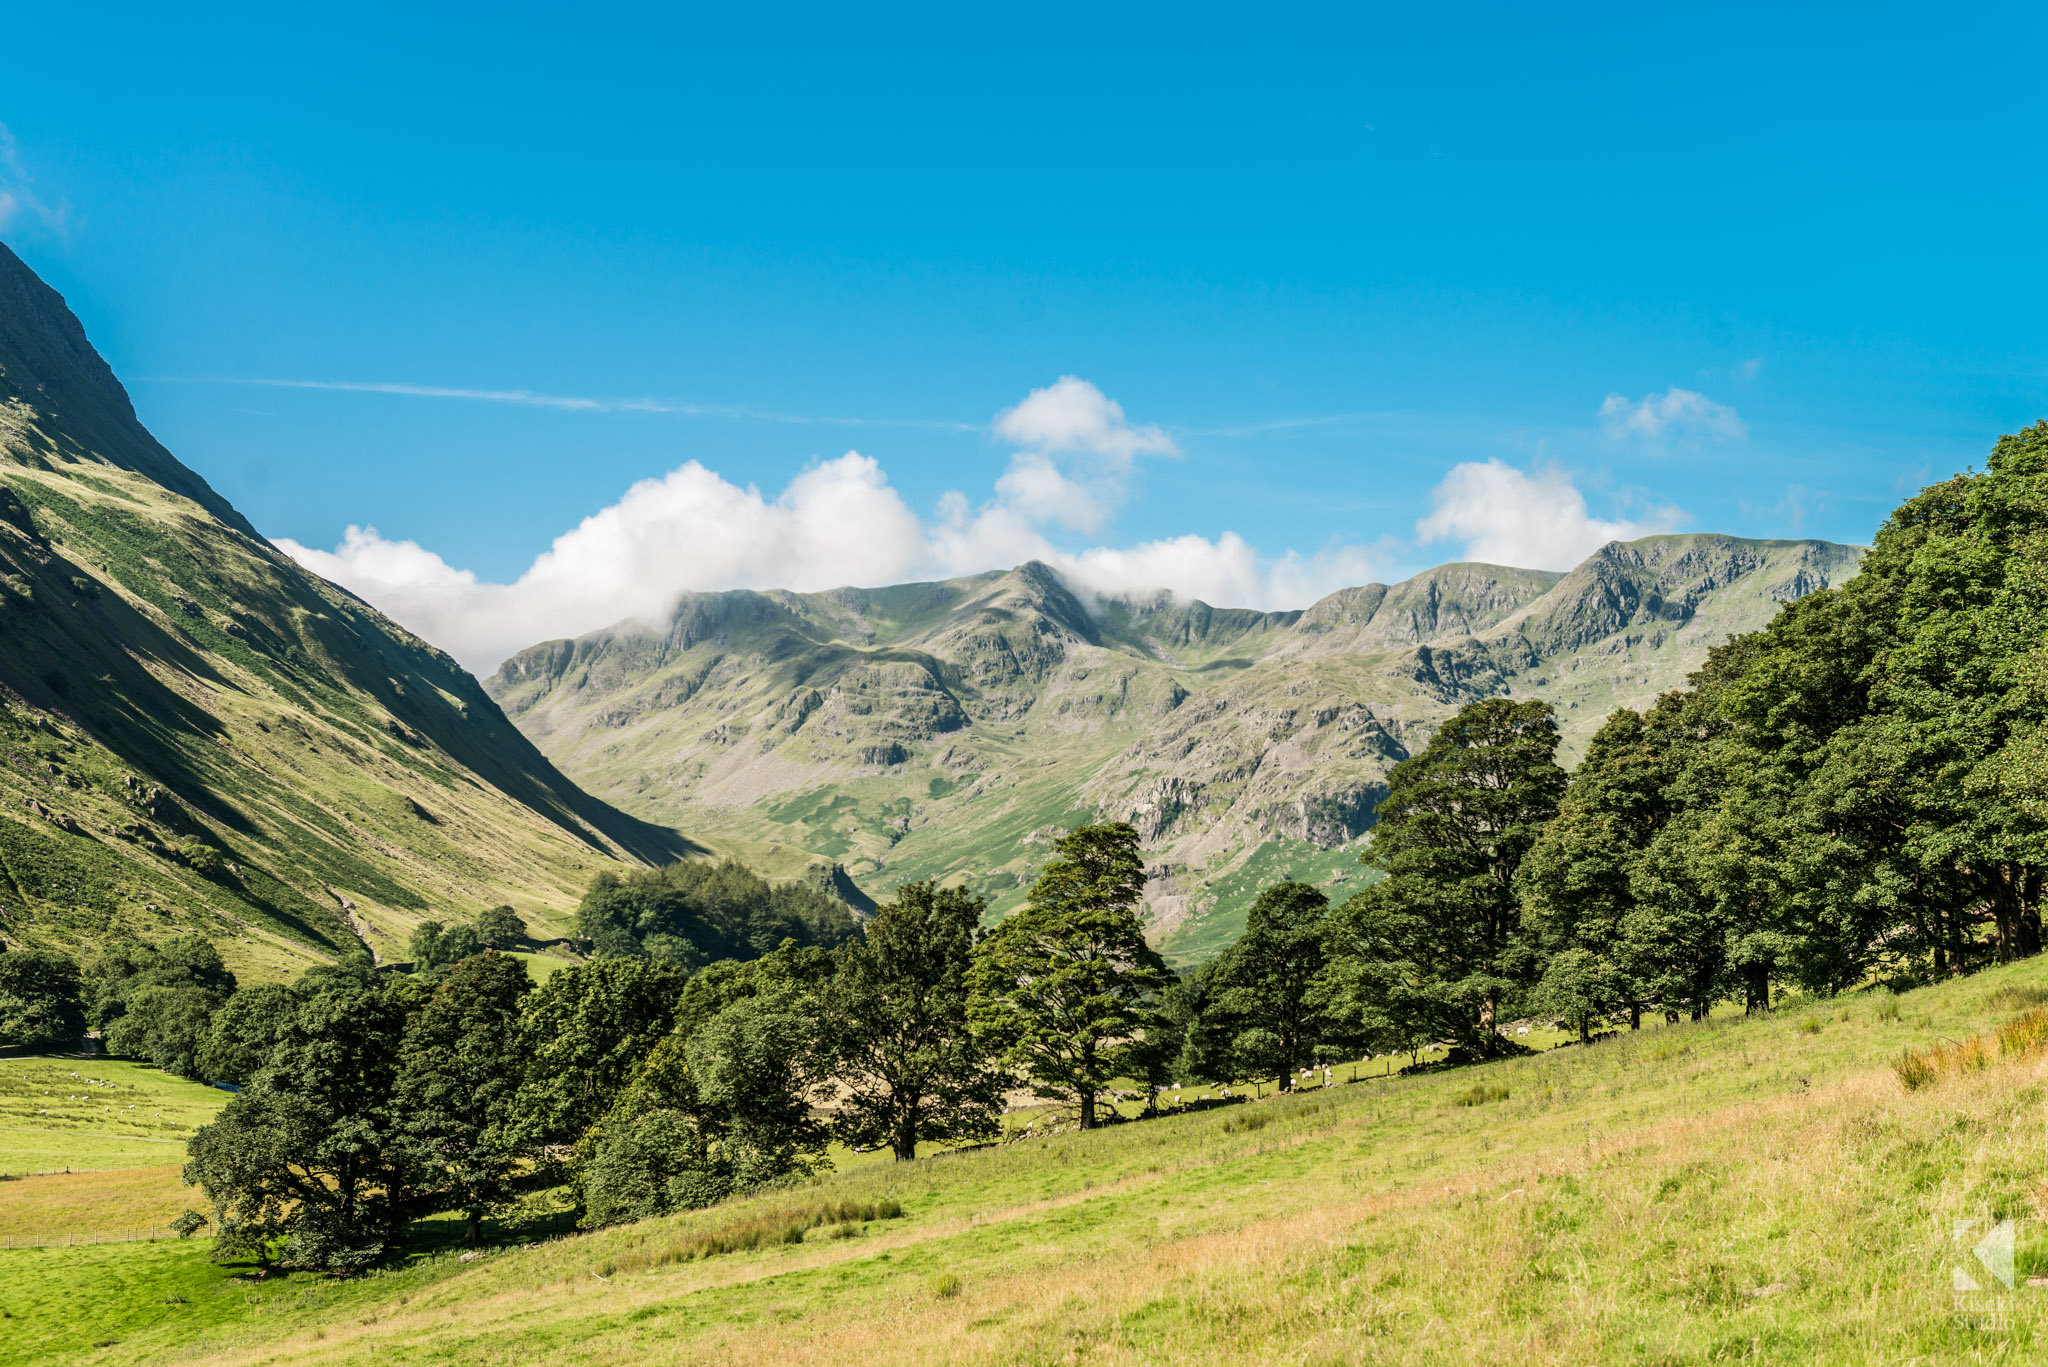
[482,532,1862,961]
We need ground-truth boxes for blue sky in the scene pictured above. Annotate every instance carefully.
[3,3,2045,668]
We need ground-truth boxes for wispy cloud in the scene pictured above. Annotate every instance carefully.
[1598,386,1747,442]
[0,124,71,235]
[152,375,982,431]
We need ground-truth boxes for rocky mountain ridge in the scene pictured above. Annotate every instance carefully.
[489,533,1862,961]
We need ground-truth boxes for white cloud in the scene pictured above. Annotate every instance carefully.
[1415,460,1685,570]
[279,378,1394,673]
[992,376,1176,462]
[0,124,70,234]
[984,377,1180,534]
[1598,386,1746,441]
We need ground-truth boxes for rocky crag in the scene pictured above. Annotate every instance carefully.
[489,535,1861,962]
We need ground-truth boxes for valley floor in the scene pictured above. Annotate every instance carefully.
[12,961,2048,1363]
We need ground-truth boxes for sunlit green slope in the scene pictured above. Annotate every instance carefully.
[0,240,693,977]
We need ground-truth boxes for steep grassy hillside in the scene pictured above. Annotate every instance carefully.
[490,538,1859,960]
[0,240,692,976]
[28,955,2048,1365]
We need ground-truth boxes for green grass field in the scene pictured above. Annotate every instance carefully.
[14,962,2048,1363]
[0,1057,229,1174]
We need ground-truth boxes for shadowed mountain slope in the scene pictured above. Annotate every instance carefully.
[0,240,694,976]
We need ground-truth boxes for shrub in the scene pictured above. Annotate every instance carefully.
[933,1273,962,1299]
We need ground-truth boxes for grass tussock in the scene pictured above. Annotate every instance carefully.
[1893,1003,2048,1091]
[609,1196,905,1273]
[1450,1082,1511,1107]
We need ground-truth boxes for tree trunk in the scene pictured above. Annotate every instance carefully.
[1278,1069,1292,1093]
[1078,1090,1097,1130]
[1743,963,1770,1016]
[2020,868,2043,958]
[1578,1013,1589,1045]
[464,1209,481,1246]
[1629,999,1641,1031]
[892,1112,917,1163]
[1480,991,1498,1037]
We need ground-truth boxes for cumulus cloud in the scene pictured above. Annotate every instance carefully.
[279,378,1395,673]
[985,377,1179,534]
[1598,386,1746,441]
[1415,460,1685,570]
[0,124,70,234]
[993,375,1177,461]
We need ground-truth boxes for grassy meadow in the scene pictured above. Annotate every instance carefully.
[0,1056,228,1174]
[6,959,2048,1363]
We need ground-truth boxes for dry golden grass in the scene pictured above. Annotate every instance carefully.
[0,1164,195,1242]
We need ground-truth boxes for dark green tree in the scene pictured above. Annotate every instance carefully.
[1519,703,1688,1030]
[510,956,689,1155]
[576,995,830,1225]
[825,881,1007,1160]
[409,920,482,973]
[1205,882,1340,1091]
[967,822,1170,1129]
[104,985,217,1077]
[0,948,86,1050]
[474,905,527,949]
[196,981,299,1085]
[1332,699,1566,1051]
[577,859,860,965]
[184,968,417,1271]
[394,951,533,1244]
[87,934,236,1039]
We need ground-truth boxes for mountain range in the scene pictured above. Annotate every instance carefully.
[488,533,1862,962]
[0,241,693,977]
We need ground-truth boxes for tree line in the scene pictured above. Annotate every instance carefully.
[165,825,1165,1269]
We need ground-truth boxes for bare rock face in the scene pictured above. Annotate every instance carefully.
[486,533,1862,960]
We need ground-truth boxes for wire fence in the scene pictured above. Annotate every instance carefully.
[1,1226,200,1248]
